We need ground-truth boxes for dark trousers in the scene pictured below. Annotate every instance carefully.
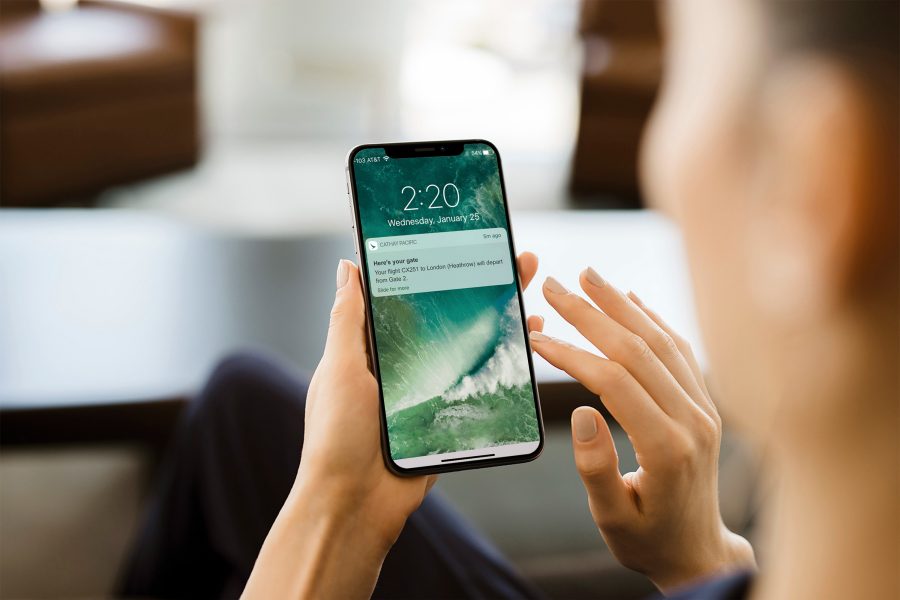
[118,352,543,600]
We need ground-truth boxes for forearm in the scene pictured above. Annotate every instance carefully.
[242,482,390,599]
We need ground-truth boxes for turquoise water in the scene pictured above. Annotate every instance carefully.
[386,382,539,458]
[372,279,538,459]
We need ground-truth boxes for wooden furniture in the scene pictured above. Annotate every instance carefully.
[570,0,662,206]
[0,0,199,206]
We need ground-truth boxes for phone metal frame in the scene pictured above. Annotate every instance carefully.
[345,139,545,476]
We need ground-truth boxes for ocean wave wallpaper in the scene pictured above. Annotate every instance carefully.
[353,143,540,460]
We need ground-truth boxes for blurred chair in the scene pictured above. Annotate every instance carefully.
[0,0,200,207]
[570,0,661,207]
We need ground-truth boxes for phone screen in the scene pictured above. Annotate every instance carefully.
[349,141,542,471]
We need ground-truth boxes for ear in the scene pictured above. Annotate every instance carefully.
[745,58,881,326]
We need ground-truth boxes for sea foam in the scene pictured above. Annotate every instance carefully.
[442,296,530,401]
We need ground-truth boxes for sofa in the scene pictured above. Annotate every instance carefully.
[0,0,199,206]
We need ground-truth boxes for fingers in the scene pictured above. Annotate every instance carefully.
[527,314,544,333]
[322,259,368,364]
[628,291,711,401]
[424,474,439,494]
[571,406,632,521]
[528,330,671,458]
[517,252,539,290]
[542,277,700,423]
[578,268,712,416]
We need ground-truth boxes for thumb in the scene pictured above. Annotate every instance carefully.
[323,259,368,361]
[571,406,631,521]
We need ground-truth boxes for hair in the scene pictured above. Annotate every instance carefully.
[765,0,900,59]
[764,0,899,107]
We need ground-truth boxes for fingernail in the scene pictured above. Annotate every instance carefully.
[584,267,606,288]
[573,407,598,442]
[627,290,644,306]
[529,330,552,342]
[336,259,350,289]
[544,276,568,294]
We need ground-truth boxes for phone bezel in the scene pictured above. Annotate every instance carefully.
[345,139,545,476]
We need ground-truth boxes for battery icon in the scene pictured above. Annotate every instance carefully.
[482,150,491,155]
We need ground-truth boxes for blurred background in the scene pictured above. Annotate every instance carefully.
[0,1,756,598]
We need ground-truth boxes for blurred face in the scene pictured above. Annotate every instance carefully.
[641,1,774,430]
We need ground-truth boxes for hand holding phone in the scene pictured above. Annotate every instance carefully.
[245,253,542,599]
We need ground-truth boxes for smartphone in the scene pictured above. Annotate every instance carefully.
[346,140,544,475]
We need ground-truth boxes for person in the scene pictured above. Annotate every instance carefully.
[121,1,898,598]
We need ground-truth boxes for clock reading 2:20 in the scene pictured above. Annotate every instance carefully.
[401,183,461,211]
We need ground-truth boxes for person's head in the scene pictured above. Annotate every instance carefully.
[641,1,898,444]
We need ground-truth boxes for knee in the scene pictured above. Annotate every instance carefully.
[191,350,309,424]
[208,351,275,389]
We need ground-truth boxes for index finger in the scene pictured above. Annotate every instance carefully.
[323,260,369,365]
[528,330,673,460]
